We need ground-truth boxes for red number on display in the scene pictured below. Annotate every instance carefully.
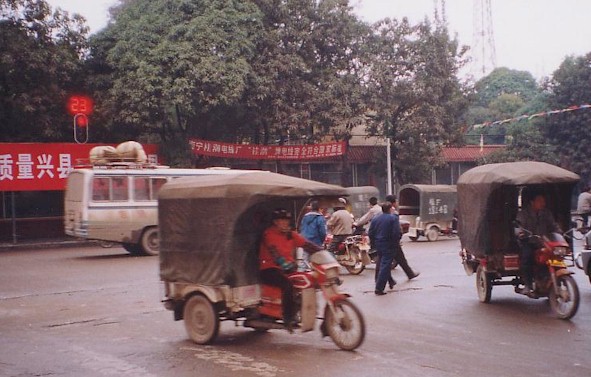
[67,95,93,115]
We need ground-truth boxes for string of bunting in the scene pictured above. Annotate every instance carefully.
[469,103,591,130]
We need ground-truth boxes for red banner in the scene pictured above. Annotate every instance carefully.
[0,143,159,192]
[189,138,346,160]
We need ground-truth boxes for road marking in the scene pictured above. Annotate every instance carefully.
[181,346,283,377]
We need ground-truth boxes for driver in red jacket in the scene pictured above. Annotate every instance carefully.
[259,208,322,332]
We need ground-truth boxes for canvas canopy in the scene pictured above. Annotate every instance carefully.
[457,161,579,258]
[398,184,457,222]
[158,171,347,286]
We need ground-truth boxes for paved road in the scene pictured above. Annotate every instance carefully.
[1,237,590,377]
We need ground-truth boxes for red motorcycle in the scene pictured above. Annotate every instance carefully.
[245,250,366,350]
[323,233,371,275]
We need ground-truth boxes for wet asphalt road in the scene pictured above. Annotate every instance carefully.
[1,236,590,377]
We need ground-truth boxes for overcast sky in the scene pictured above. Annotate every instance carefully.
[45,0,591,80]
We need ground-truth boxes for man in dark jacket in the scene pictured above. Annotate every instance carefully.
[384,194,420,282]
[368,203,400,295]
[515,191,561,294]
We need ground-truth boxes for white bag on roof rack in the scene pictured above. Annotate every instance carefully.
[115,141,147,163]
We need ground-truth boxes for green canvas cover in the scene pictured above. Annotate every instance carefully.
[398,184,457,222]
[158,171,347,286]
[457,161,579,258]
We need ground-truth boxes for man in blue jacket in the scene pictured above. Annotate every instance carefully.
[368,202,401,295]
[299,200,327,268]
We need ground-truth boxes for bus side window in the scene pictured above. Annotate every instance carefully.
[134,177,150,201]
[92,178,110,201]
[112,177,128,201]
[151,178,167,200]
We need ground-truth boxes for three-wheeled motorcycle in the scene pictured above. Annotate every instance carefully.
[398,184,457,242]
[458,161,581,319]
[158,171,366,350]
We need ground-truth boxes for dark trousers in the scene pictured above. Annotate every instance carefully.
[374,254,395,287]
[519,240,535,287]
[260,268,295,322]
[393,243,415,278]
[375,250,395,292]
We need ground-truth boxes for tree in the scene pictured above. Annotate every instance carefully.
[243,0,370,147]
[543,53,591,177]
[87,0,262,147]
[0,0,89,142]
[463,67,540,146]
[364,18,469,183]
[473,67,538,107]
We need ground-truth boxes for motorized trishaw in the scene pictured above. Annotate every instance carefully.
[458,161,581,319]
[158,171,366,350]
[345,186,380,219]
[398,184,457,242]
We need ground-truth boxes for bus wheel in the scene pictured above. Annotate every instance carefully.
[122,243,142,255]
[140,227,159,256]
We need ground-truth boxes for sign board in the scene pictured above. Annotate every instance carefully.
[0,143,159,192]
[189,138,346,160]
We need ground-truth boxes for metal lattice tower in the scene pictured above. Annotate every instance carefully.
[433,0,447,23]
[472,0,496,78]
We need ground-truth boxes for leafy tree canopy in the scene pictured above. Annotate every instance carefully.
[543,53,591,177]
[463,67,541,146]
[88,0,261,144]
[364,18,469,183]
[0,0,89,142]
[473,67,538,107]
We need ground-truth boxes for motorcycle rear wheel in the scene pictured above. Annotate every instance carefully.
[324,298,365,351]
[476,265,492,303]
[549,274,580,320]
[344,246,365,275]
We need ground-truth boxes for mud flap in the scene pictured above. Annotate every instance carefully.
[360,250,371,265]
[461,249,479,276]
[299,288,316,332]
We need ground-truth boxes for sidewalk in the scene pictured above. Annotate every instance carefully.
[0,238,98,252]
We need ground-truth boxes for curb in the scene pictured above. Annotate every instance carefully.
[0,239,99,252]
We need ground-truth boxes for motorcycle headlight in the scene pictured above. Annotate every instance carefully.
[552,247,569,257]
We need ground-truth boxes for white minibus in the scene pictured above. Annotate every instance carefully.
[64,166,252,255]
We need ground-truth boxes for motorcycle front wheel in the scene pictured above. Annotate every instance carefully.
[549,274,580,320]
[323,298,365,351]
[344,246,365,275]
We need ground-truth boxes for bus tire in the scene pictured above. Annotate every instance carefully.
[139,227,159,256]
[122,243,142,255]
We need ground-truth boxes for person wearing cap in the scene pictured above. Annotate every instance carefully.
[327,197,354,254]
[259,208,322,332]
